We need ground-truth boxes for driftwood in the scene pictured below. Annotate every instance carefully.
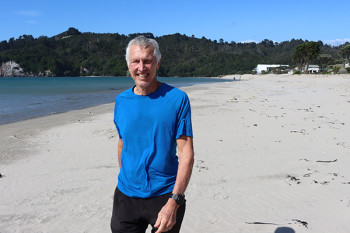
[246,219,308,228]
[300,158,338,163]
[316,159,337,163]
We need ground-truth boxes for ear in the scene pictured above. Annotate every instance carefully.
[156,59,161,70]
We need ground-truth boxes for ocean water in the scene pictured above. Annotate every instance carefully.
[0,77,231,125]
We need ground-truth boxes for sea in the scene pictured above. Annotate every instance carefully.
[0,76,232,125]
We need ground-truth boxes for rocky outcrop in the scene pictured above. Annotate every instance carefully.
[54,27,81,40]
[0,61,25,77]
[38,70,54,77]
[0,61,55,77]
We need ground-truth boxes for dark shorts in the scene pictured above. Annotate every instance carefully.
[111,187,186,233]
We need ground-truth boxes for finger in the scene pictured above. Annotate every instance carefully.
[155,223,165,233]
[166,219,176,230]
[154,217,161,228]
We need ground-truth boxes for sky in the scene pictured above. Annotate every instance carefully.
[1,0,349,46]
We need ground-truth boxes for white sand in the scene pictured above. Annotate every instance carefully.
[1,74,350,233]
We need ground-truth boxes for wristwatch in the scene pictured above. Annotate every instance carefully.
[170,193,186,206]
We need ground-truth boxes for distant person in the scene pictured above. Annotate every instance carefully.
[111,36,194,233]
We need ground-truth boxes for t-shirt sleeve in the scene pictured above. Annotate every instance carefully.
[114,98,122,139]
[175,94,193,139]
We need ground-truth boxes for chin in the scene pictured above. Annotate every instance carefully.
[136,80,152,87]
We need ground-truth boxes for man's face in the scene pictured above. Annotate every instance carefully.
[128,45,160,89]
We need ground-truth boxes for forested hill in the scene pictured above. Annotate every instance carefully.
[0,28,342,77]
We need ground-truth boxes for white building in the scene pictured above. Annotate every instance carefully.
[307,65,320,74]
[255,64,289,74]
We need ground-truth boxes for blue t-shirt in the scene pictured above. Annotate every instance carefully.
[114,83,193,198]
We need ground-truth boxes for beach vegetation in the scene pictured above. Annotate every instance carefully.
[333,67,340,74]
[0,28,345,77]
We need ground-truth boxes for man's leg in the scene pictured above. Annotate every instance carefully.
[111,187,148,233]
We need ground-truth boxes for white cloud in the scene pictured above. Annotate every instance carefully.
[15,10,40,17]
[240,40,258,43]
[324,38,350,46]
[14,10,41,25]
[240,39,279,44]
[25,20,39,24]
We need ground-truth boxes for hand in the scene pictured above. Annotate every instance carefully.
[154,199,178,233]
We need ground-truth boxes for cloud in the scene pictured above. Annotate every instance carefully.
[240,40,258,43]
[239,39,279,44]
[25,20,39,24]
[14,10,40,25]
[15,10,40,17]
[324,38,350,46]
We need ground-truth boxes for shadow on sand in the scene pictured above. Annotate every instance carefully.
[275,227,295,233]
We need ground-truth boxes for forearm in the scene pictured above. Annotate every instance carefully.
[154,136,194,233]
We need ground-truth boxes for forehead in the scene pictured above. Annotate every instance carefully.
[129,45,155,59]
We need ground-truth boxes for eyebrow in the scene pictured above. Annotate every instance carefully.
[131,57,153,62]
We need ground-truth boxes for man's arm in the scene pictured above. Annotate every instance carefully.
[154,135,194,233]
[172,135,194,195]
[118,138,123,168]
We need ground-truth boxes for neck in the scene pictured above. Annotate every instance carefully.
[134,81,161,96]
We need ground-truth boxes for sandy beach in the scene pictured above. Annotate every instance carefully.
[1,74,350,233]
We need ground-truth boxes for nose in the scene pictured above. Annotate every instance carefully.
[138,61,145,71]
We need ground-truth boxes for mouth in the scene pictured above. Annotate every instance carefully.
[137,74,148,78]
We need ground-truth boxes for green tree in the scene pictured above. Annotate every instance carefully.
[316,54,334,72]
[339,44,350,66]
[293,41,320,73]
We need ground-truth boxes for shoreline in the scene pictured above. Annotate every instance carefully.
[0,76,232,125]
[1,74,350,232]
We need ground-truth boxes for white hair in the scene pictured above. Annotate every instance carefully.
[125,36,161,65]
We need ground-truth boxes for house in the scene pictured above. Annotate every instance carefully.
[307,65,320,74]
[255,64,289,74]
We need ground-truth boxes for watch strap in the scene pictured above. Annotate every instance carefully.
[170,193,186,205]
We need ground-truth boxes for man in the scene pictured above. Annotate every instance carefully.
[111,36,194,233]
